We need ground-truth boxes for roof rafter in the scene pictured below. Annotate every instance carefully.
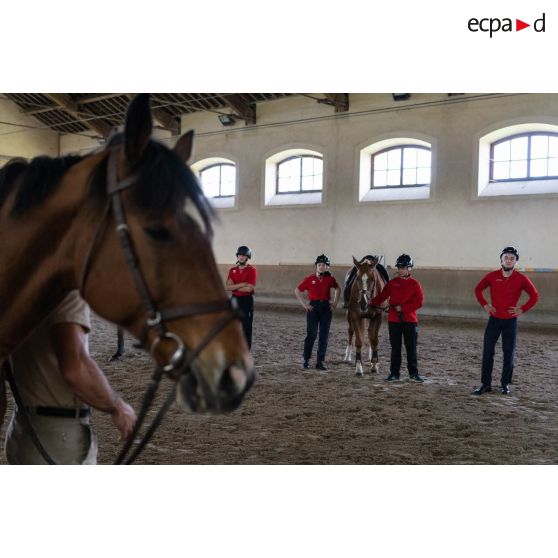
[43,94,113,137]
[221,94,256,125]
[320,94,349,113]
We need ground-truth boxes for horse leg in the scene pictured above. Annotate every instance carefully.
[354,318,364,377]
[109,327,125,361]
[369,316,381,373]
[344,318,354,362]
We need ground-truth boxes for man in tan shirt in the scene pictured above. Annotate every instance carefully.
[4,290,136,464]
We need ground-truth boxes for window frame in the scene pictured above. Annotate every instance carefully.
[489,132,558,183]
[370,144,432,189]
[199,162,236,198]
[275,155,324,195]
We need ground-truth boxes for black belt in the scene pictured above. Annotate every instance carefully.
[28,406,91,419]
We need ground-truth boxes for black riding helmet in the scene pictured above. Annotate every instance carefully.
[500,246,519,261]
[395,254,413,268]
[315,254,331,266]
[236,245,252,259]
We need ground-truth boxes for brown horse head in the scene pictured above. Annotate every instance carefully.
[0,94,254,414]
[351,255,380,313]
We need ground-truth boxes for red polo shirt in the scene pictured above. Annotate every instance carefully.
[227,264,257,297]
[370,276,424,323]
[298,273,339,301]
[475,269,539,319]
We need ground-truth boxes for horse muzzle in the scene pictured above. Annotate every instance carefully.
[176,359,255,414]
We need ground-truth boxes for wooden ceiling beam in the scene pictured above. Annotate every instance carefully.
[151,106,180,134]
[43,93,113,137]
[221,94,256,125]
[320,94,349,113]
[78,93,126,105]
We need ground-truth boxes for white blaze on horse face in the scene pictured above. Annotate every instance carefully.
[360,275,370,306]
[183,200,207,235]
[361,275,368,293]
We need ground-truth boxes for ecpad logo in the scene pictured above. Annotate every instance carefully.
[468,13,546,37]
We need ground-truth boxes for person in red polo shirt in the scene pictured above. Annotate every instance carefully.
[294,254,340,371]
[225,246,257,349]
[472,246,539,396]
[370,254,426,383]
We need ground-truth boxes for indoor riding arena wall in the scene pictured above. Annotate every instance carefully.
[179,93,558,273]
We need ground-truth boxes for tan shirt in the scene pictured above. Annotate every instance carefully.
[12,290,91,408]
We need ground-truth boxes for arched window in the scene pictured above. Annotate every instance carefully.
[490,133,558,182]
[371,145,431,188]
[199,163,236,197]
[276,155,323,194]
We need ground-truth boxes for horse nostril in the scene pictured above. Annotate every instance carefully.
[219,365,246,395]
[217,365,254,411]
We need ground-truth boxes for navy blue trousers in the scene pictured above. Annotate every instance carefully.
[303,301,332,364]
[232,294,254,349]
[388,321,419,375]
[481,316,518,387]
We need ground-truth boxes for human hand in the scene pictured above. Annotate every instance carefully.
[508,307,523,317]
[111,399,137,442]
[483,304,496,314]
[393,304,402,312]
[305,304,313,312]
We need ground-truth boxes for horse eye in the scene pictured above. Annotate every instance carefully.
[144,226,173,243]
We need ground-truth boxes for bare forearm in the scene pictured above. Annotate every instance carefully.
[332,288,340,304]
[236,285,254,293]
[64,358,122,413]
[224,282,245,291]
[294,288,307,309]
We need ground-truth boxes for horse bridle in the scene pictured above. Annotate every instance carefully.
[76,148,242,464]
[357,271,375,311]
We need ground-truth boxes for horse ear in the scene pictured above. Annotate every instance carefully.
[352,256,360,267]
[173,130,194,162]
[105,127,123,148]
[124,94,153,165]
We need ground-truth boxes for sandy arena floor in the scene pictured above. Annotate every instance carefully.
[2,305,558,464]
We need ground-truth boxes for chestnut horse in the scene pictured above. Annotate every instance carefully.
[343,256,387,376]
[0,94,254,430]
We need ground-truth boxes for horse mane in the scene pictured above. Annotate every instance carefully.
[88,138,215,239]
[0,155,84,216]
[0,136,215,239]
